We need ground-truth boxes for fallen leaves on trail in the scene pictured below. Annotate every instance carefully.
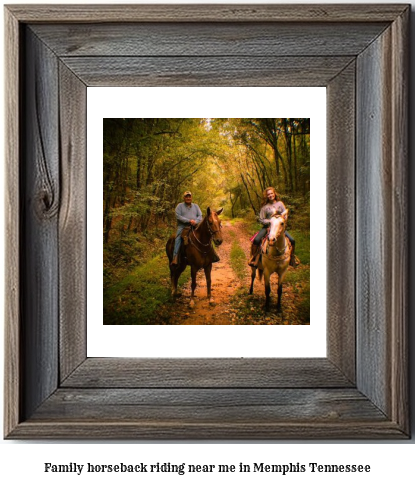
[157,221,309,326]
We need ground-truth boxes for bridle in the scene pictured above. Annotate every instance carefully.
[206,216,222,238]
[190,214,222,254]
[266,214,287,257]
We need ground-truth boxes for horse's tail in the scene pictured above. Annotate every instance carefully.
[166,235,175,263]
[258,269,263,282]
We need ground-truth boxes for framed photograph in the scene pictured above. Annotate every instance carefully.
[4,4,409,439]
[90,90,325,358]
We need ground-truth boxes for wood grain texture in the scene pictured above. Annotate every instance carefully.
[7,401,405,440]
[356,7,408,429]
[356,33,389,414]
[4,4,410,440]
[7,421,406,440]
[6,4,409,23]
[356,22,406,419]
[326,62,356,383]
[58,63,87,381]
[32,388,386,422]
[61,56,354,87]
[389,8,409,432]
[7,422,406,441]
[31,22,388,57]
[62,358,352,388]
[4,6,21,438]
[21,28,60,420]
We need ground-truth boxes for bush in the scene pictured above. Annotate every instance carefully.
[104,225,174,289]
[104,254,190,325]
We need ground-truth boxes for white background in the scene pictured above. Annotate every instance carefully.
[1,0,415,487]
[87,87,326,357]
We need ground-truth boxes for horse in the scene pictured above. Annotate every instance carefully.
[249,210,291,312]
[166,207,223,307]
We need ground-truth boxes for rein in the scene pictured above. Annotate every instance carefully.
[264,239,288,260]
[189,228,211,255]
[206,217,222,238]
[189,216,220,254]
[263,214,288,260]
[191,226,211,247]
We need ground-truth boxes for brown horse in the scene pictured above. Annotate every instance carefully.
[166,207,223,307]
[249,211,291,312]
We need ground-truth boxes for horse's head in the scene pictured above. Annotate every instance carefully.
[206,207,224,246]
[268,210,288,246]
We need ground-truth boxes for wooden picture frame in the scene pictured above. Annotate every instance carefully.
[4,4,409,439]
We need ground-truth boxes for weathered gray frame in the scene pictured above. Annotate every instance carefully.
[4,4,409,439]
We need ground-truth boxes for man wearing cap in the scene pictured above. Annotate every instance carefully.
[171,191,203,266]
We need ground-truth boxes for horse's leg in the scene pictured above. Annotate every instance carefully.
[276,282,283,313]
[264,270,272,312]
[171,268,180,297]
[171,263,186,298]
[249,267,256,294]
[170,267,177,296]
[189,265,198,308]
[276,269,287,313]
[204,264,214,305]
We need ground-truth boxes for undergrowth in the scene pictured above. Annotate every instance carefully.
[229,230,248,281]
[103,254,190,325]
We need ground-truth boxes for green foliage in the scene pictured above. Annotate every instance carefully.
[228,273,310,325]
[229,234,248,281]
[103,224,173,290]
[104,254,190,325]
[103,117,311,296]
[283,266,310,284]
[212,118,310,214]
[246,216,261,237]
[282,266,310,323]
[292,230,310,265]
[296,282,311,324]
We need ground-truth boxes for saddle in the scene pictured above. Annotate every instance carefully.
[174,228,191,265]
[179,227,219,263]
[182,227,191,246]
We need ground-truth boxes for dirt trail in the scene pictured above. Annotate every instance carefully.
[165,221,248,325]
[159,221,309,325]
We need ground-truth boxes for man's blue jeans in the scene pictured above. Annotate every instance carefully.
[173,226,186,258]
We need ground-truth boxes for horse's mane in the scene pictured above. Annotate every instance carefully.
[195,216,206,231]
[195,209,218,231]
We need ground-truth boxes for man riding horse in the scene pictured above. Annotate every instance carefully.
[249,187,297,268]
[171,190,220,267]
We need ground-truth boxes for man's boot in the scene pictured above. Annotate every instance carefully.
[171,254,179,267]
[248,244,260,267]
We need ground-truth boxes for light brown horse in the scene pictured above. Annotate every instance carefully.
[166,207,223,307]
[249,211,291,312]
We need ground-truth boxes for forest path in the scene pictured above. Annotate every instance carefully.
[159,220,308,325]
